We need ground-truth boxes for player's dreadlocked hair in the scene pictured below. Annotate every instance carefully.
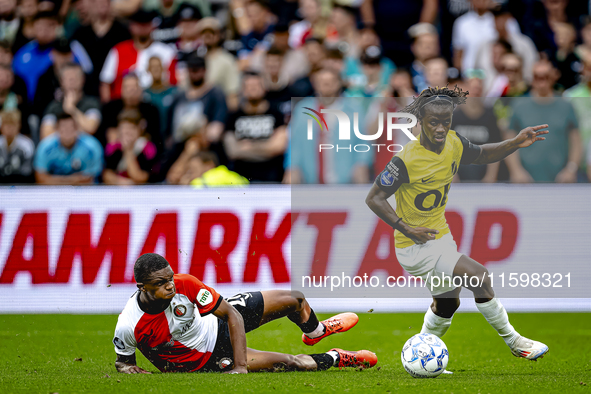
[403,85,468,120]
[134,253,170,284]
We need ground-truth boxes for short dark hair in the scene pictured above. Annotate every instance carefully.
[134,253,170,284]
[117,109,142,125]
[33,10,59,22]
[494,39,513,54]
[56,112,74,122]
[0,40,10,52]
[267,46,285,57]
[191,151,219,167]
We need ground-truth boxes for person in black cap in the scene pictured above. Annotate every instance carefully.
[153,2,202,44]
[159,51,227,183]
[99,9,178,102]
[174,3,202,56]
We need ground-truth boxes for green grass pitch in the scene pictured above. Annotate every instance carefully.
[1,312,590,393]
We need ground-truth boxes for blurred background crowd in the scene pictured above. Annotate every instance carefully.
[0,0,590,186]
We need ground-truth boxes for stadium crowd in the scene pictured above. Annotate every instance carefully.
[0,0,589,185]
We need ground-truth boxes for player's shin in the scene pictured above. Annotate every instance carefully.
[289,309,325,338]
[475,298,520,347]
[420,307,453,338]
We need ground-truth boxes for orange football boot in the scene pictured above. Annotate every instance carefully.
[330,348,378,369]
[302,312,359,346]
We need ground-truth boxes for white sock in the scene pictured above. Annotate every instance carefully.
[420,307,453,337]
[327,350,339,366]
[476,298,520,347]
[305,322,325,338]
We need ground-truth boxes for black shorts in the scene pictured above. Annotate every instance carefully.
[198,291,265,372]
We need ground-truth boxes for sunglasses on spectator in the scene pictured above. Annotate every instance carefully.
[533,73,551,80]
[503,66,519,73]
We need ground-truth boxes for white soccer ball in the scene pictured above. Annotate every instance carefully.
[401,333,449,378]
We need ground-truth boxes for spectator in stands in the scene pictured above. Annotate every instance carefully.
[143,0,210,42]
[182,151,249,187]
[0,110,34,183]
[327,5,360,59]
[575,16,591,60]
[288,67,372,184]
[477,39,511,98]
[34,37,74,118]
[174,3,202,59]
[551,22,579,91]
[408,23,440,93]
[144,56,177,147]
[13,11,59,104]
[70,0,131,97]
[34,112,103,184]
[0,40,26,100]
[98,72,161,150]
[163,109,207,184]
[249,23,309,86]
[564,52,591,181]
[11,0,37,53]
[454,75,504,182]
[344,46,389,97]
[290,37,326,97]
[198,17,240,111]
[342,28,395,96]
[476,4,538,96]
[0,0,19,46]
[234,0,275,68]
[262,47,292,117]
[452,0,497,74]
[40,62,101,139]
[161,53,227,181]
[224,71,287,183]
[501,52,529,97]
[505,60,582,183]
[99,9,177,102]
[424,57,449,89]
[360,0,437,67]
[168,53,227,147]
[103,109,157,185]
[288,0,327,50]
[152,2,201,44]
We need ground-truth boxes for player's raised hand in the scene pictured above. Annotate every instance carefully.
[407,227,439,245]
[514,124,549,148]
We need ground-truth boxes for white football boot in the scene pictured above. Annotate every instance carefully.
[510,336,549,360]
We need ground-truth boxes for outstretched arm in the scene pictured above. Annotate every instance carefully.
[213,300,248,374]
[115,354,151,374]
[472,124,549,165]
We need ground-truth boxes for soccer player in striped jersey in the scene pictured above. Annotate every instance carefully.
[366,86,549,361]
[113,253,375,374]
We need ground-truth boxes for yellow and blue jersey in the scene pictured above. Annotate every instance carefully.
[375,130,481,248]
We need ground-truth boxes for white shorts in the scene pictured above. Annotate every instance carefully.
[395,233,463,296]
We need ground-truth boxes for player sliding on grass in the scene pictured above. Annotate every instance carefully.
[366,86,549,361]
[113,253,375,374]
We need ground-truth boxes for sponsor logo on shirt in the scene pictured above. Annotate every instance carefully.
[197,289,213,306]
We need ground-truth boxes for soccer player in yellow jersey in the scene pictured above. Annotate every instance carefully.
[366,86,550,361]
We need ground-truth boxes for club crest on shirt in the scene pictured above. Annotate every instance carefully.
[380,171,395,186]
[174,305,187,317]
